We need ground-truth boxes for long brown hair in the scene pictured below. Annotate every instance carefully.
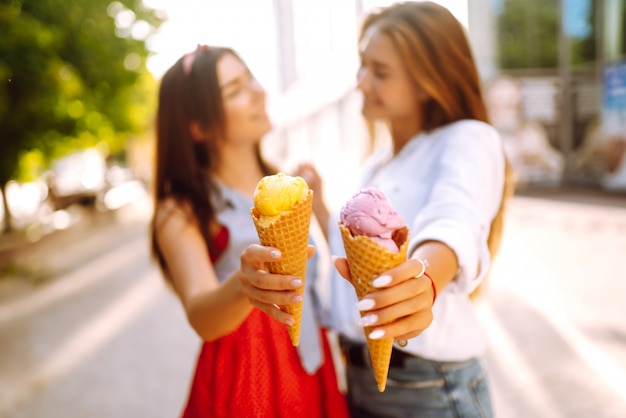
[361,2,515,285]
[150,46,272,278]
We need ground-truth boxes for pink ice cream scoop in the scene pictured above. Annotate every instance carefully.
[340,188,406,252]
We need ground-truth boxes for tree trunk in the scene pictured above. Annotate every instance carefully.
[1,181,13,234]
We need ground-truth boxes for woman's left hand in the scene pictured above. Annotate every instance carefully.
[333,256,435,341]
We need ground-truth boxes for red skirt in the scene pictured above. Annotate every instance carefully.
[181,308,349,418]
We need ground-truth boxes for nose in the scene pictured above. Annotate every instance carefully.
[356,67,370,93]
[249,77,263,91]
[249,78,265,99]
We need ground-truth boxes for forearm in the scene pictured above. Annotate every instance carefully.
[313,197,330,239]
[184,274,253,341]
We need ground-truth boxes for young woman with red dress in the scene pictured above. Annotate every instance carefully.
[150,45,349,418]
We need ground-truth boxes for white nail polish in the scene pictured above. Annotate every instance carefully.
[359,314,378,326]
[372,275,392,288]
[369,329,385,339]
[356,298,375,311]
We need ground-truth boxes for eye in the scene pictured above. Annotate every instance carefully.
[224,86,242,98]
[373,70,388,80]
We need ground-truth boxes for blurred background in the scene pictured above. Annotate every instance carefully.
[0,0,625,417]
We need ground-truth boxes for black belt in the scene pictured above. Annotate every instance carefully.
[340,337,415,369]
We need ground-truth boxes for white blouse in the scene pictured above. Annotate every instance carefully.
[319,120,506,361]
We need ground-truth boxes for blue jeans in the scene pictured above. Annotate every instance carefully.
[344,345,493,418]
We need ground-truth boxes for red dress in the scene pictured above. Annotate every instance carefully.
[181,226,349,418]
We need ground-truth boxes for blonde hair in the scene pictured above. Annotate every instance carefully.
[478,162,515,298]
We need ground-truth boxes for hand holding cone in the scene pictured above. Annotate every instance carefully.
[250,174,313,346]
[339,223,409,392]
[338,188,409,392]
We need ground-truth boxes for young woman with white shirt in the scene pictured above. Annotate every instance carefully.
[244,2,514,417]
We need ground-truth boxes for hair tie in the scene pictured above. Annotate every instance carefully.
[183,44,211,75]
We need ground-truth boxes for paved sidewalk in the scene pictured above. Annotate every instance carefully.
[0,198,153,304]
[484,192,626,417]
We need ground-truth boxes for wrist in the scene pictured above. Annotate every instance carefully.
[423,271,437,304]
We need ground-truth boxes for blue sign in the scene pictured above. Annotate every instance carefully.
[603,61,626,110]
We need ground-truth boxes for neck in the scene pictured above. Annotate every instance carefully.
[390,116,422,155]
[213,144,265,198]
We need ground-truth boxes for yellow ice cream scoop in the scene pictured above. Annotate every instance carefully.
[250,172,314,346]
[253,173,309,217]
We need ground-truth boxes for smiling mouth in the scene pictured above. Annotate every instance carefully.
[362,100,379,109]
[362,96,380,105]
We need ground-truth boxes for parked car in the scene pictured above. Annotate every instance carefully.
[47,149,108,210]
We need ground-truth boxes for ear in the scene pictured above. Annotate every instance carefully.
[189,121,206,142]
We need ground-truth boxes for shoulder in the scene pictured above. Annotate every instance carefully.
[431,120,502,159]
[154,197,196,238]
[435,120,500,146]
[430,120,505,178]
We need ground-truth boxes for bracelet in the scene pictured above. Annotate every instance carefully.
[423,271,437,304]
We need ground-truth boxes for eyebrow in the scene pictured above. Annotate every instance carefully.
[360,54,391,70]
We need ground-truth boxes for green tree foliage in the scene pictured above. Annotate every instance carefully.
[497,0,598,70]
[497,0,559,69]
[0,0,163,231]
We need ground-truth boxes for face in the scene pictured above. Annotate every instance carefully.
[357,25,423,122]
[217,53,271,145]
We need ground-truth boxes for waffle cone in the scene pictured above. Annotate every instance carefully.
[339,223,409,392]
[250,190,313,346]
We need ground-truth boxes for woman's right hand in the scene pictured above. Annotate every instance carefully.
[294,162,322,197]
[238,244,314,326]
[332,255,435,341]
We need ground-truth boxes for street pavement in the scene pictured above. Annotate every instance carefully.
[480,194,626,417]
[0,192,625,417]
[0,199,200,418]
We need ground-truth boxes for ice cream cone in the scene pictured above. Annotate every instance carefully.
[339,223,409,392]
[251,190,313,346]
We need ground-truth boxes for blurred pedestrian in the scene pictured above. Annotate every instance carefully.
[150,45,349,418]
[245,2,513,417]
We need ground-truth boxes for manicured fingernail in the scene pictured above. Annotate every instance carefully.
[291,294,303,303]
[359,314,378,326]
[356,298,375,311]
[372,275,392,288]
[286,318,295,326]
[369,329,385,339]
[258,269,267,274]
[270,250,281,259]
[290,278,303,288]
